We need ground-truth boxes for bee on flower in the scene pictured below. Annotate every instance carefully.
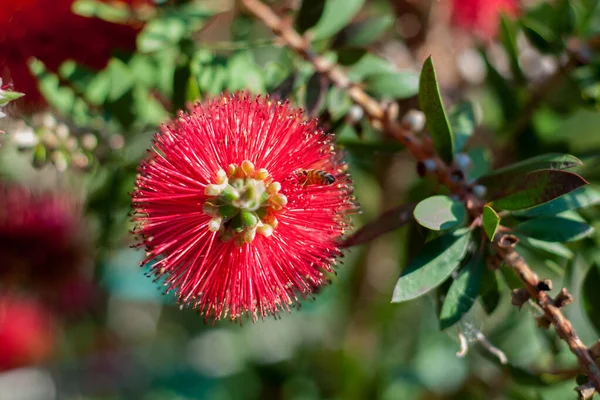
[131,93,356,322]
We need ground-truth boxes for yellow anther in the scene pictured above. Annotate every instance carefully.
[270,193,288,210]
[257,224,273,237]
[267,182,281,194]
[202,203,218,216]
[205,184,224,197]
[256,168,269,180]
[227,164,237,177]
[216,169,227,184]
[241,160,255,176]
[208,217,222,232]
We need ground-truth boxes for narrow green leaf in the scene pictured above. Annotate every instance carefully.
[336,15,394,47]
[413,195,466,231]
[478,153,582,189]
[449,102,476,153]
[310,0,365,41]
[483,206,500,241]
[517,235,574,259]
[439,254,484,330]
[480,268,501,315]
[499,15,524,83]
[491,170,588,211]
[517,185,600,217]
[1,91,25,102]
[419,57,454,163]
[516,217,594,242]
[365,71,419,100]
[392,232,471,303]
[342,203,416,248]
[186,75,201,103]
[295,0,326,33]
[467,147,491,180]
[582,263,600,334]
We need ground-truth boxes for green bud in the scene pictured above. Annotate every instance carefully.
[219,204,238,220]
[240,209,258,228]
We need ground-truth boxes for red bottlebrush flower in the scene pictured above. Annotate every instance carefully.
[451,0,519,40]
[0,295,56,371]
[0,0,146,111]
[132,93,355,322]
[0,182,89,291]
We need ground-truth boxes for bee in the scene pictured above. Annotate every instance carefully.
[299,169,336,186]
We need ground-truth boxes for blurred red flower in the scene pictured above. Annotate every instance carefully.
[0,0,146,111]
[0,295,56,371]
[451,0,519,40]
[132,93,355,322]
[0,182,89,291]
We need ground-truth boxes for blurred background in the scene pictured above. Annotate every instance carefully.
[1,0,600,399]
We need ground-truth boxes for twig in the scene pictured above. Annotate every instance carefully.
[241,0,600,392]
[497,240,600,391]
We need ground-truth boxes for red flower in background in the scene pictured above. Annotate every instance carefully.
[0,0,147,111]
[0,295,56,371]
[0,183,89,291]
[451,0,519,40]
[132,93,355,321]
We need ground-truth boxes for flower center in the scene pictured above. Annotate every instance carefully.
[202,160,286,246]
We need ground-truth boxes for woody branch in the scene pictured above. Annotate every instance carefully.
[240,0,600,393]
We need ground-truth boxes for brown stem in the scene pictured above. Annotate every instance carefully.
[241,0,600,392]
[497,242,600,392]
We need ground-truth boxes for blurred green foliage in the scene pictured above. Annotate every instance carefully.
[2,0,600,399]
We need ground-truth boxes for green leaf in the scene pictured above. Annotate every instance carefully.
[467,147,491,180]
[582,263,600,334]
[107,59,134,101]
[365,71,419,100]
[337,15,394,47]
[517,235,574,259]
[449,102,476,153]
[342,203,416,248]
[491,170,588,211]
[310,0,365,41]
[295,0,326,33]
[392,232,471,303]
[478,153,582,189]
[499,15,525,83]
[483,206,500,241]
[186,75,201,103]
[480,268,501,315]
[516,217,594,242]
[1,90,25,102]
[413,195,466,231]
[517,185,600,217]
[439,254,484,330]
[419,57,454,163]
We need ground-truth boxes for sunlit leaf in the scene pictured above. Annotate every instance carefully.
[439,254,484,330]
[491,170,588,211]
[482,205,500,241]
[516,217,594,242]
[392,232,471,303]
[419,57,454,163]
[413,195,466,231]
